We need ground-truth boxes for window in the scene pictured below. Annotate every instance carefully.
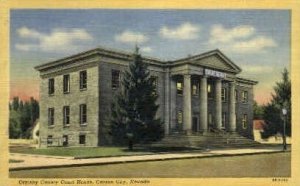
[221,88,227,102]
[63,106,70,126]
[79,134,86,144]
[192,79,199,96]
[80,70,87,90]
[242,91,248,103]
[48,78,55,95]
[222,112,226,128]
[177,80,183,95]
[150,76,158,95]
[242,114,248,129]
[112,70,120,89]
[48,108,54,126]
[177,111,183,124]
[208,83,213,98]
[80,104,87,124]
[235,89,238,102]
[63,74,70,93]
[47,135,53,145]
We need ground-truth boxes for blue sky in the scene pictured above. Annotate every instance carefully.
[10,9,290,104]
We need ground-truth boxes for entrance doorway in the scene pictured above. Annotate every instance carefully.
[192,117,198,132]
[62,135,68,146]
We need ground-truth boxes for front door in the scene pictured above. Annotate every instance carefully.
[62,135,68,146]
[192,117,198,132]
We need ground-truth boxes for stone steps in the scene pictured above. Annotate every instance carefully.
[143,133,262,149]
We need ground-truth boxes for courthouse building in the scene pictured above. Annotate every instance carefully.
[35,47,257,147]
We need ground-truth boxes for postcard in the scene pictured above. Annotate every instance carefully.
[0,0,299,186]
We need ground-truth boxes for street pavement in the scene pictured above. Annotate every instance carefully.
[9,146,290,171]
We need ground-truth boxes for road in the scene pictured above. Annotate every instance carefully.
[10,152,290,178]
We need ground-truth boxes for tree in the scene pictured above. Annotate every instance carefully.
[110,46,164,149]
[9,97,40,139]
[261,68,291,138]
[253,101,264,120]
[12,97,19,111]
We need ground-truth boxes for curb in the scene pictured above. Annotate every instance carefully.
[9,150,289,171]
[10,153,74,160]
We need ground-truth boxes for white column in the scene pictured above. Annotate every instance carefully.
[164,72,170,135]
[215,79,222,130]
[170,76,177,132]
[183,74,192,133]
[228,81,236,132]
[199,76,208,132]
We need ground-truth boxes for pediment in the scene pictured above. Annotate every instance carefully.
[179,50,242,74]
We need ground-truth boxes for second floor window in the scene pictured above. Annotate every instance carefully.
[208,83,213,98]
[48,78,55,95]
[242,91,248,103]
[112,70,120,89]
[80,104,87,124]
[192,79,199,96]
[63,106,70,126]
[48,108,54,126]
[80,70,87,90]
[221,88,227,102]
[63,74,70,93]
[177,80,183,95]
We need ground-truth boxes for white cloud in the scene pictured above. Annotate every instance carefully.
[140,46,152,53]
[209,24,255,44]
[159,22,200,40]
[17,26,43,39]
[15,43,38,51]
[209,24,277,54]
[242,65,274,73]
[231,36,277,53]
[115,30,148,44]
[15,27,93,52]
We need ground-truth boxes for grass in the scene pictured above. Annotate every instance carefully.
[10,152,291,178]
[10,146,154,158]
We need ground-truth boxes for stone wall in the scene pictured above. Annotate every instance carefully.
[39,64,99,148]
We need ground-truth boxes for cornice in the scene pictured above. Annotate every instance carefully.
[236,77,258,85]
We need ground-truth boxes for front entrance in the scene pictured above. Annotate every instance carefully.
[62,135,68,146]
[192,117,198,132]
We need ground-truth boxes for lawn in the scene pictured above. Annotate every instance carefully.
[10,152,291,178]
[10,146,153,158]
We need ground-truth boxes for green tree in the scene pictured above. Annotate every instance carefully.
[9,97,40,139]
[261,68,291,138]
[12,97,19,111]
[110,47,164,149]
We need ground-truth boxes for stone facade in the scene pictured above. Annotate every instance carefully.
[35,47,257,148]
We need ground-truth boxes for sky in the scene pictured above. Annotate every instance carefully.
[10,9,290,105]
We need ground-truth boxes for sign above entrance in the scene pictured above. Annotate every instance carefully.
[205,69,226,79]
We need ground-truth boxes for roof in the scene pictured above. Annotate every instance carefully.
[34,46,258,81]
[171,49,242,74]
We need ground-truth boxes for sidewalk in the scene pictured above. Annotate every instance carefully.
[9,146,289,171]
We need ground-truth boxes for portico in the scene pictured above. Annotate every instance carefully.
[168,70,237,135]
[164,50,244,136]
